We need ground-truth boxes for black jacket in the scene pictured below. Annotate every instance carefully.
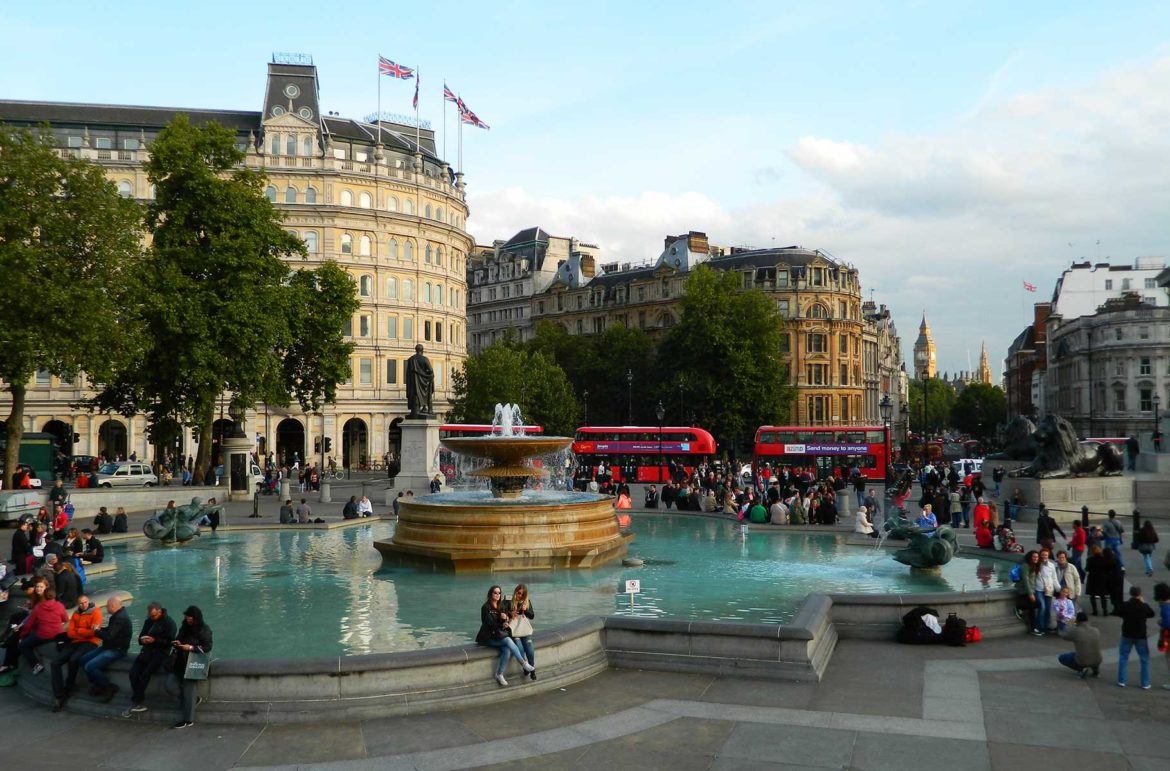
[96,607,132,652]
[475,601,509,645]
[136,613,177,653]
[54,569,81,608]
[1120,598,1155,639]
[172,614,213,676]
[10,529,30,568]
[112,514,128,533]
[81,536,104,563]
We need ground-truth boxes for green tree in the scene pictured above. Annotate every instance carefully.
[657,265,795,451]
[92,115,355,478]
[950,383,1007,439]
[0,125,144,483]
[907,377,957,437]
[448,342,579,435]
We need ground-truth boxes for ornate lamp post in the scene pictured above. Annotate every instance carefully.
[582,389,589,426]
[626,369,633,425]
[656,400,665,483]
[880,394,893,523]
[1154,393,1162,452]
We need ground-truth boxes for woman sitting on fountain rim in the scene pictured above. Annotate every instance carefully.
[508,584,537,681]
[476,585,534,687]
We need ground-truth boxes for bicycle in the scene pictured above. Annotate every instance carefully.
[322,468,345,481]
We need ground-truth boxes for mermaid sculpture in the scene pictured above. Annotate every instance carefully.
[142,497,223,544]
[882,513,960,569]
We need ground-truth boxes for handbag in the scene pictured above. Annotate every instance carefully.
[183,651,211,680]
[510,614,534,638]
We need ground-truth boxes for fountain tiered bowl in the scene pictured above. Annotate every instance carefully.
[374,420,632,572]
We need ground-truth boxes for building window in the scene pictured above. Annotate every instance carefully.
[436,247,443,266]
[1141,357,1152,375]
[806,364,827,385]
[436,322,443,343]
[359,276,372,297]
[403,318,414,340]
[305,187,317,204]
[387,316,397,339]
[35,370,51,385]
[1115,388,1126,411]
[1116,328,1123,340]
[403,279,415,301]
[424,320,432,341]
[777,299,789,318]
[779,333,790,354]
[424,282,432,304]
[1105,280,1113,290]
[839,334,848,354]
[1115,360,1125,376]
[1141,388,1153,412]
[1122,278,1132,290]
[303,231,318,252]
[286,135,296,155]
[265,186,276,202]
[387,239,398,260]
[359,315,370,337]
[1140,326,1150,340]
[269,134,280,155]
[425,245,432,264]
[342,317,353,337]
[777,271,789,287]
[284,186,296,204]
[386,359,397,384]
[359,235,371,256]
[404,199,414,215]
[359,192,371,209]
[808,303,827,319]
[405,241,414,261]
[359,358,372,384]
[340,190,353,207]
[838,301,847,319]
[302,136,313,156]
[840,396,850,422]
[387,197,398,212]
[117,181,133,198]
[340,234,352,254]
[424,204,432,219]
[807,333,827,353]
[387,277,398,299]
[840,363,849,385]
[67,136,83,148]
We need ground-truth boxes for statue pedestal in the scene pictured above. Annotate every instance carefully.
[393,417,442,495]
[980,459,1134,522]
[224,437,254,503]
[910,566,942,576]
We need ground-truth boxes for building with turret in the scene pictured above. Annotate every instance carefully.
[913,314,937,378]
[978,341,993,385]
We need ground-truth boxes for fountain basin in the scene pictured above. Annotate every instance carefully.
[375,491,632,572]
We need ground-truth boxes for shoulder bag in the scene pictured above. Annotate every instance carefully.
[510,614,533,638]
[184,651,211,680]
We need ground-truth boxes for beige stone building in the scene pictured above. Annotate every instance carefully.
[0,55,471,467]
[514,231,906,427]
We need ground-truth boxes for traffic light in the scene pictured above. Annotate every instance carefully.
[314,440,321,454]
[324,438,332,453]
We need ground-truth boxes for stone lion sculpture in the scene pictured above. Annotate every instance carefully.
[1008,414,1124,479]
[986,416,1038,460]
[882,514,959,568]
[142,497,224,544]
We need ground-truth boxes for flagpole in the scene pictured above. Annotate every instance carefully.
[442,81,447,161]
[415,66,421,154]
[376,57,382,146]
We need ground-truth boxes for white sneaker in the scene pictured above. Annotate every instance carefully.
[495,673,508,687]
[521,662,535,674]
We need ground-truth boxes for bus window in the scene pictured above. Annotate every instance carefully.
[814,432,833,443]
[866,430,885,444]
[795,431,813,442]
[844,431,865,443]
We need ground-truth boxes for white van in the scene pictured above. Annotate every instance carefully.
[95,461,159,488]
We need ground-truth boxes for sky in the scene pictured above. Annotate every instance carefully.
[4,1,1170,377]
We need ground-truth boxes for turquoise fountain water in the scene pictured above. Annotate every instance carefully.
[85,516,1013,659]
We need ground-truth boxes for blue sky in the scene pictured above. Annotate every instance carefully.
[4,1,1170,376]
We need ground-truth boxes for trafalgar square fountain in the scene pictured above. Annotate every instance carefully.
[374,403,633,572]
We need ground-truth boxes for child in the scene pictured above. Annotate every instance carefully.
[1053,587,1077,632]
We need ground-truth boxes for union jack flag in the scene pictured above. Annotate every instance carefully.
[378,56,414,80]
[443,83,457,103]
[413,70,419,109]
[461,109,490,130]
[1023,281,1037,292]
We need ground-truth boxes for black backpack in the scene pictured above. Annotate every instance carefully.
[942,613,968,647]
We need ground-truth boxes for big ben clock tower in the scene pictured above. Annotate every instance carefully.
[913,313,937,378]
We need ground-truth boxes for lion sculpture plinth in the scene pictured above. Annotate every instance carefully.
[1008,414,1124,479]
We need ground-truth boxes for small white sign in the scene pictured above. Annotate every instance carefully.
[623,579,641,594]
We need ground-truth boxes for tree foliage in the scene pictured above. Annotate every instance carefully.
[949,383,1007,439]
[447,341,579,435]
[907,377,957,436]
[0,125,144,482]
[91,115,355,473]
[656,265,795,450]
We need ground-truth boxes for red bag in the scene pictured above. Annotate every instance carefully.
[965,626,982,643]
[1158,628,1169,653]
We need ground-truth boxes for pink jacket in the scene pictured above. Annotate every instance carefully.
[19,599,68,640]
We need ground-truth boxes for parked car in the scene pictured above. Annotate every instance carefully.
[94,461,158,488]
[0,490,42,523]
[0,463,44,489]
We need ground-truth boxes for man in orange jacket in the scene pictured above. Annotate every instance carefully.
[49,594,103,711]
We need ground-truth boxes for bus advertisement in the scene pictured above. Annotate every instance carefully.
[753,425,890,481]
[572,426,716,483]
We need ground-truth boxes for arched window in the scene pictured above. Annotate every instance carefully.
[436,247,443,266]
[269,134,280,155]
[286,135,296,155]
[265,186,277,202]
[388,239,398,260]
[302,136,313,156]
[303,232,318,252]
[403,199,414,215]
[340,234,352,254]
[386,196,398,212]
[358,192,372,209]
[403,279,415,301]
[436,207,444,222]
[305,187,317,204]
[386,277,398,299]
[359,235,371,256]
[117,180,133,198]
[340,190,353,207]
[425,204,432,219]
[424,282,432,303]
[359,276,372,297]
[404,241,414,261]
[435,283,443,305]
[284,186,297,204]
[808,303,827,319]
[425,245,433,264]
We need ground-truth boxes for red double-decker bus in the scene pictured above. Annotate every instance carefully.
[753,425,890,481]
[572,426,716,483]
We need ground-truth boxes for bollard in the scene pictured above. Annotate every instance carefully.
[280,478,292,502]
[320,481,332,503]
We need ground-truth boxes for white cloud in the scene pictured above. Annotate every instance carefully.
[468,55,1170,376]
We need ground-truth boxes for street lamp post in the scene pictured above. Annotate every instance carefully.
[582,389,589,426]
[1154,393,1162,452]
[656,401,665,484]
[677,382,684,425]
[626,369,633,425]
[879,395,893,526]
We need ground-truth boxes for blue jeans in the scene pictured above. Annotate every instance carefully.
[1141,551,1154,573]
[485,636,527,676]
[1033,591,1051,632]
[1105,538,1124,568]
[80,646,125,689]
[18,635,54,668]
[1058,651,1085,672]
[516,636,535,668]
[1071,550,1085,578]
[1118,636,1150,687]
